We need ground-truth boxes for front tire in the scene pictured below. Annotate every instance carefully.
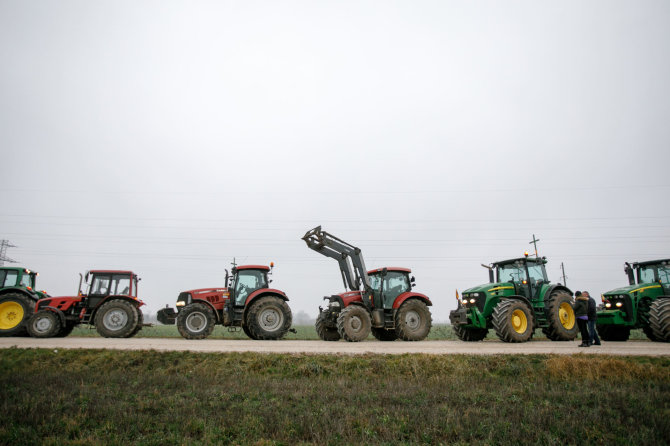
[177,303,216,340]
[596,324,630,341]
[0,293,35,337]
[27,310,61,338]
[245,296,292,340]
[316,311,340,341]
[648,299,670,342]
[493,299,534,343]
[543,290,578,341]
[453,324,488,342]
[395,299,432,341]
[94,299,141,338]
[337,305,371,342]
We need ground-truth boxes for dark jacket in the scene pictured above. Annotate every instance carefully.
[587,297,597,320]
[573,297,589,318]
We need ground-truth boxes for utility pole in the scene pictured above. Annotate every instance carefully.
[560,262,568,286]
[0,240,17,266]
[528,234,540,258]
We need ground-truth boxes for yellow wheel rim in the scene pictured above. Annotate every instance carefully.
[511,309,528,334]
[559,302,575,329]
[0,301,25,330]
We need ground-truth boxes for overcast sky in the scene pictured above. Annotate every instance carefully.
[1,0,669,322]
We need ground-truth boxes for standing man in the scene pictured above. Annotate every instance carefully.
[574,291,590,347]
[584,291,601,346]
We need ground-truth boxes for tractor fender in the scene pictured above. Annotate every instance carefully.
[392,292,432,309]
[38,306,67,327]
[543,284,573,301]
[90,295,144,320]
[188,298,222,322]
[0,287,39,301]
[243,289,289,318]
[244,288,289,306]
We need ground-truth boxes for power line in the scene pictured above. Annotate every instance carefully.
[0,240,17,266]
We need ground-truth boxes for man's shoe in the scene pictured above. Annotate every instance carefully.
[578,343,589,347]
[593,342,601,346]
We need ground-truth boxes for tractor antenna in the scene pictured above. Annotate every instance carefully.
[0,240,18,266]
[528,234,540,258]
[560,262,568,286]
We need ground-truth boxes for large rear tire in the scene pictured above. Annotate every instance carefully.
[128,308,144,337]
[337,305,371,342]
[0,293,35,337]
[26,310,61,338]
[395,299,432,341]
[371,327,398,341]
[94,299,141,338]
[316,311,340,341]
[453,324,488,342]
[243,324,257,340]
[493,299,534,343]
[596,324,630,341]
[543,290,578,341]
[246,296,292,340]
[648,298,670,342]
[177,303,216,340]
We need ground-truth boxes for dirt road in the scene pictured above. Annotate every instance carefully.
[1,337,669,355]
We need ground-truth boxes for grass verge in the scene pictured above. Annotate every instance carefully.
[1,350,668,445]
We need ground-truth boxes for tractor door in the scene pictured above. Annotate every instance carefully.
[657,265,670,295]
[380,271,411,309]
[232,270,268,306]
[526,264,547,300]
[87,274,111,308]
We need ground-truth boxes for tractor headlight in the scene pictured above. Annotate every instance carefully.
[605,303,611,308]
[469,298,476,304]
[329,301,341,309]
[472,293,480,297]
[176,301,186,307]
[615,302,623,308]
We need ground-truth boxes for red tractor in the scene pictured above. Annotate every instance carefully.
[157,263,293,340]
[26,270,145,338]
[303,226,433,342]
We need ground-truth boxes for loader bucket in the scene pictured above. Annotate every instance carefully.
[157,307,177,325]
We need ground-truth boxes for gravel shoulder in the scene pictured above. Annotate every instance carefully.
[1,337,669,355]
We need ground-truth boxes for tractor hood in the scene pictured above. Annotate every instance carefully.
[603,284,638,296]
[463,282,513,294]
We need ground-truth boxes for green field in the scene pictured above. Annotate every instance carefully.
[71,323,651,341]
[1,350,668,445]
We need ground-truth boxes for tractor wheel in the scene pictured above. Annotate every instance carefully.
[371,327,398,341]
[337,305,371,342]
[315,311,340,341]
[492,299,534,343]
[177,303,216,340]
[94,299,141,338]
[543,290,578,341]
[648,299,670,342]
[56,321,77,338]
[26,310,61,338]
[453,324,488,342]
[245,296,292,340]
[642,326,660,342]
[0,292,35,337]
[395,299,432,341]
[596,324,630,341]
[243,324,257,340]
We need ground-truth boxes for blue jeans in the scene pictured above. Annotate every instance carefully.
[588,320,600,344]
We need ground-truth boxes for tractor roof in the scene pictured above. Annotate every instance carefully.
[368,267,412,274]
[89,270,136,275]
[492,257,547,267]
[235,265,270,271]
[0,267,37,274]
[633,259,670,268]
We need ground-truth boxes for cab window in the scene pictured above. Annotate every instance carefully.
[639,267,656,284]
[90,275,111,295]
[657,266,670,285]
[234,270,267,305]
[20,274,34,288]
[527,265,546,284]
[3,271,18,287]
[111,275,131,295]
[498,263,526,283]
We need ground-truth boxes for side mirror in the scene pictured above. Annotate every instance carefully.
[382,267,388,276]
[410,276,416,283]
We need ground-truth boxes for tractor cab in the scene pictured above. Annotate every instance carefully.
[230,265,270,306]
[493,257,548,300]
[368,267,415,309]
[1,268,40,292]
[80,270,139,309]
[632,260,670,294]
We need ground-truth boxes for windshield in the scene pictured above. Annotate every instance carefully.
[20,273,35,288]
[639,266,656,284]
[497,262,526,283]
[89,274,133,295]
[2,270,18,287]
[655,266,670,286]
[234,270,268,305]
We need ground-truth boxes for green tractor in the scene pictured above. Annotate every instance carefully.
[597,259,670,342]
[0,267,49,336]
[449,255,577,342]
